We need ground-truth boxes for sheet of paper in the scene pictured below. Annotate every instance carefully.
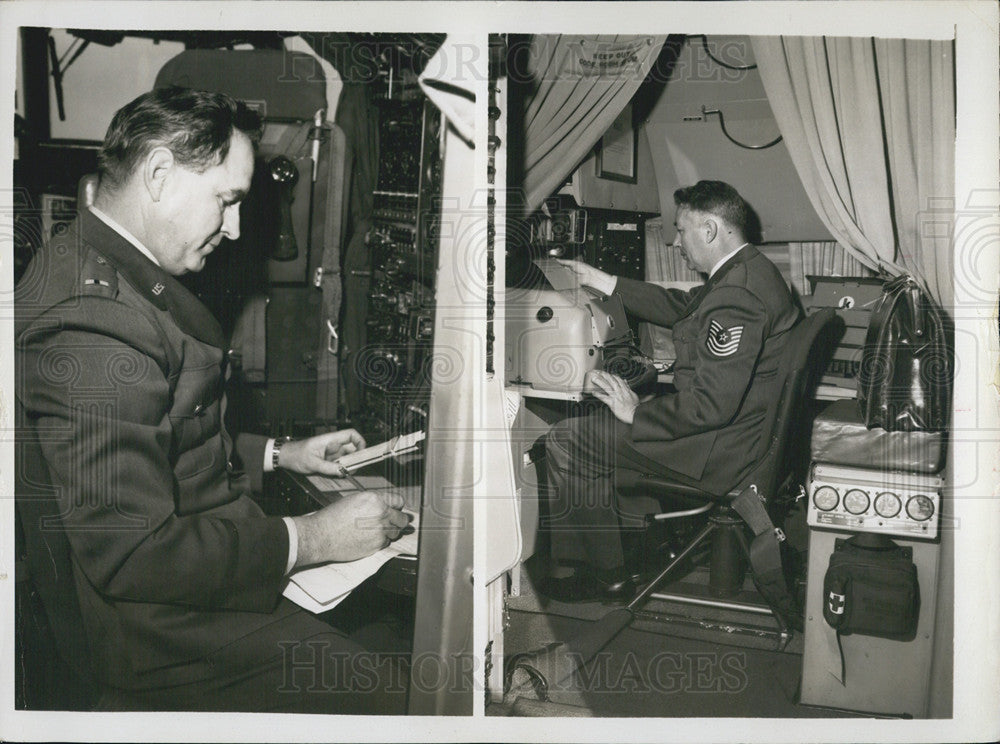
[533,257,581,291]
[282,577,352,613]
[282,513,419,614]
[305,473,394,493]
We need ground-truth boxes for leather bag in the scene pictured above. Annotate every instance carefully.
[857,275,951,431]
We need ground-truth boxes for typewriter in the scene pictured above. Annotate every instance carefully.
[505,286,655,399]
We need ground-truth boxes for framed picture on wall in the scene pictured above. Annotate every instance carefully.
[596,102,638,183]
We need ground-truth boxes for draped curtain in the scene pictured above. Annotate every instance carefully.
[788,241,875,297]
[644,217,701,283]
[752,36,955,307]
[519,34,666,214]
[874,38,955,307]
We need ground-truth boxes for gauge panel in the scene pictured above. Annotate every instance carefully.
[807,465,941,540]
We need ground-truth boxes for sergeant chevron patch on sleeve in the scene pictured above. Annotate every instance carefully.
[706,319,744,357]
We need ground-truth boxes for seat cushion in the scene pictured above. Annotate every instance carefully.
[811,399,945,473]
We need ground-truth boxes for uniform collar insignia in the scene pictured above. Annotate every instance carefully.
[80,210,225,349]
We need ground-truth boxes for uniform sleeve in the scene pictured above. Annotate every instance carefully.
[631,285,769,442]
[614,276,699,328]
[18,295,289,613]
[234,431,269,492]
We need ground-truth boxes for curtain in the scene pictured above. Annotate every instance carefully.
[751,37,898,274]
[788,241,875,297]
[752,36,954,307]
[519,34,666,214]
[644,217,700,283]
[874,38,955,307]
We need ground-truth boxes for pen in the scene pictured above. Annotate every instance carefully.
[338,466,366,491]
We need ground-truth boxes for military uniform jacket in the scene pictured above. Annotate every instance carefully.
[16,209,294,687]
[615,245,800,492]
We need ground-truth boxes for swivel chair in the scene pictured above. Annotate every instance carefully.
[618,307,840,644]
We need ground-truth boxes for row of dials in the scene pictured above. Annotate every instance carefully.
[812,485,936,522]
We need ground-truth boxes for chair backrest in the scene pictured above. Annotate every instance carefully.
[738,307,841,502]
[15,400,103,701]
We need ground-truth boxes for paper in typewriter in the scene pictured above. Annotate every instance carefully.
[534,257,583,292]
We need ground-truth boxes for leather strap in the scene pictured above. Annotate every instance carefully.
[731,485,796,623]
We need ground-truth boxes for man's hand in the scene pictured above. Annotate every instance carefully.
[291,490,410,568]
[586,370,639,424]
[278,429,366,475]
[554,259,617,295]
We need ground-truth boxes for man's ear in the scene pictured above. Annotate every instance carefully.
[144,147,174,202]
[703,217,718,244]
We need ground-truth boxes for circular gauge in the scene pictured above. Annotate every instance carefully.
[843,489,870,515]
[874,491,902,518]
[906,494,935,521]
[812,485,839,511]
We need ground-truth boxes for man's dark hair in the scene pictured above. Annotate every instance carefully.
[98,86,263,191]
[674,180,752,240]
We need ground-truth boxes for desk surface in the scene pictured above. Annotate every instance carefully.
[509,377,857,403]
[814,384,856,401]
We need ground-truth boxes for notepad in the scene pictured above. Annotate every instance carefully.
[333,430,426,472]
[283,513,419,614]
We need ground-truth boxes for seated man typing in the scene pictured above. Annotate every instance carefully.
[540,180,799,602]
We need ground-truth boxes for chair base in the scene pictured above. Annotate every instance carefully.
[636,506,749,599]
[634,574,794,652]
[632,604,792,652]
[628,505,795,644]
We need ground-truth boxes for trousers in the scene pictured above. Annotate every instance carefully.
[94,585,412,714]
[543,406,702,571]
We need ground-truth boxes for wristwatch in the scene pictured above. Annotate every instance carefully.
[272,436,293,470]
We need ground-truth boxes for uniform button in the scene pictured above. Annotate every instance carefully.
[193,403,204,415]
[226,460,234,473]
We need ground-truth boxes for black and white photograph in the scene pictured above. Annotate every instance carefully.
[8,20,477,722]
[1,2,998,743]
[492,29,958,719]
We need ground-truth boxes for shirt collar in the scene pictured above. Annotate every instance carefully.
[709,242,750,278]
[88,205,162,267]
[79,209,225,350]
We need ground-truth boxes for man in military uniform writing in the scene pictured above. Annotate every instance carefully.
[16,87,410,711]
[541,180,800,602]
